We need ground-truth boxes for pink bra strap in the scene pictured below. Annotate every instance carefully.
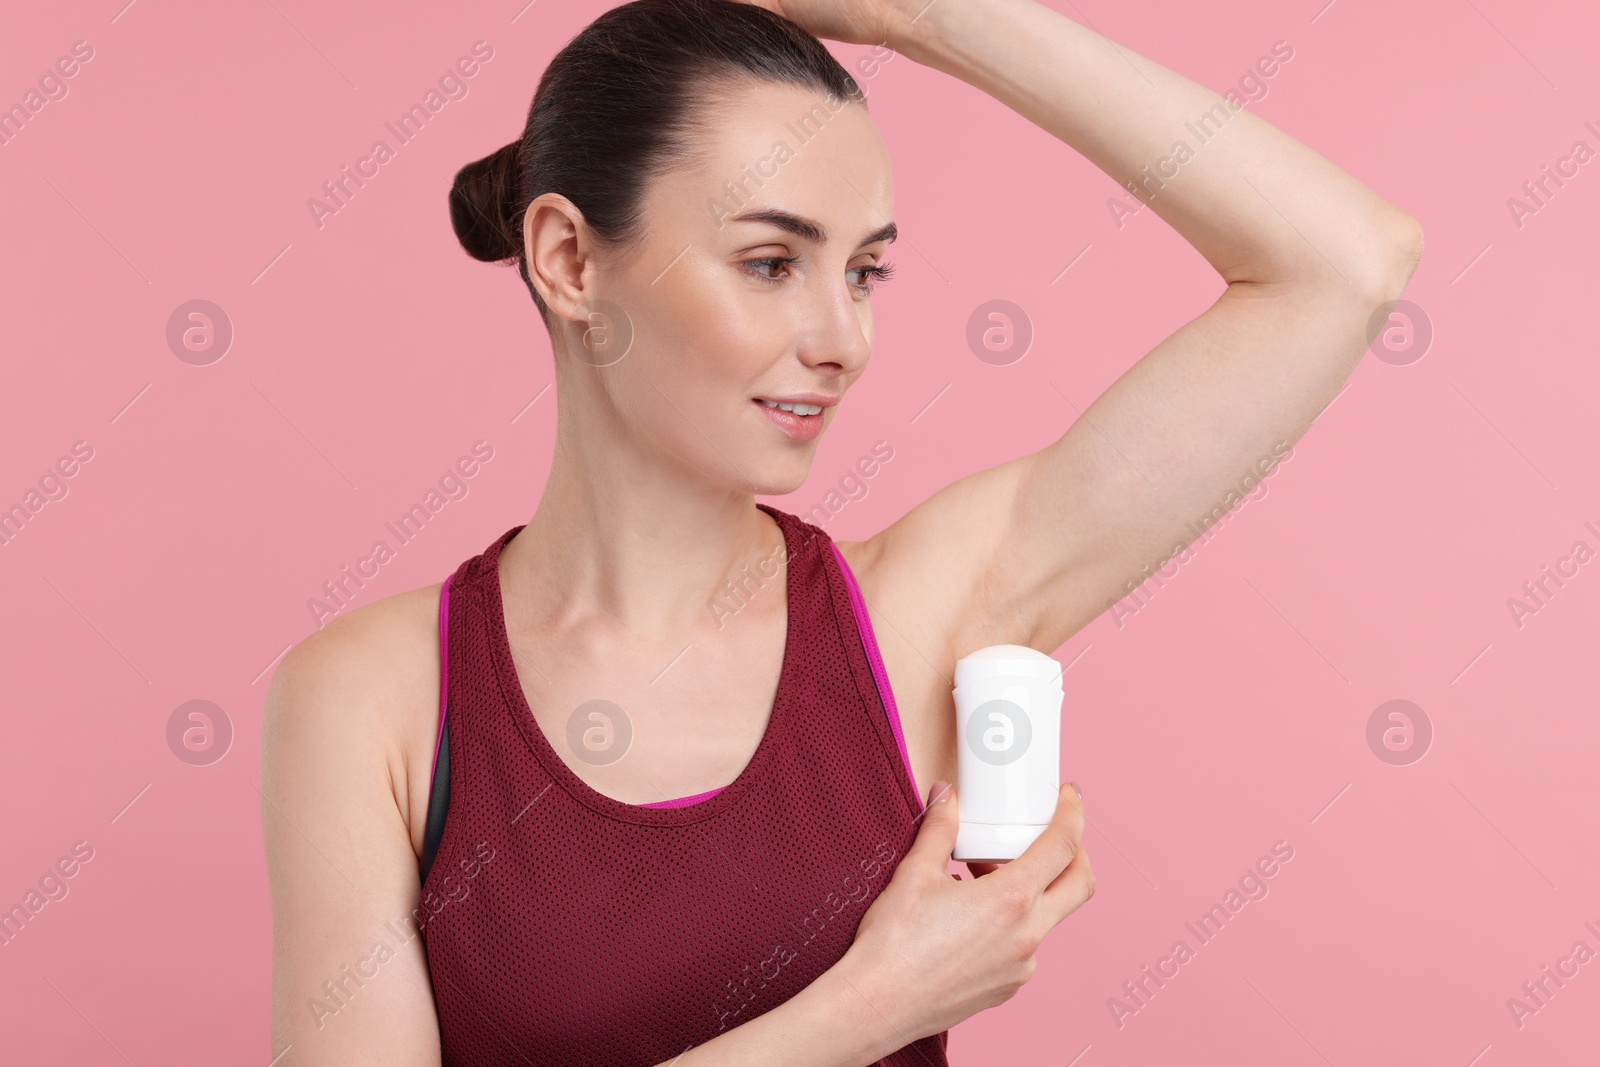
[639,786,724,809]
[829,541,921,805]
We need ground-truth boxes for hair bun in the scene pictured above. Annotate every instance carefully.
[449,141,523,262]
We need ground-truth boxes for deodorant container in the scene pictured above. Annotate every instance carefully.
[951,644,1064,863]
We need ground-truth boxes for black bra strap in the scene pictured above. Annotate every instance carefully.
[420,714,450,885]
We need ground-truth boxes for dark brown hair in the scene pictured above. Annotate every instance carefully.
[448,0,866,322]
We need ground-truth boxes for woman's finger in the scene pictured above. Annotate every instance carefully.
[998,783,1085,893]
[902,781,961,873]
[1037,843,1096,928]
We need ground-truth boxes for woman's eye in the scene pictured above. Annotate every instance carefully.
[745,256,796,283]
[848,260,897,294]
[743,256,897,294]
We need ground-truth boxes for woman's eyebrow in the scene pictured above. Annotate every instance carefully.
[728,207,897,248]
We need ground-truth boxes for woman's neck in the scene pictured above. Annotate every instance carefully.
[498,419,786,644]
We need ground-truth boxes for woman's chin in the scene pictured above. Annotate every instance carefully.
[743,457,815,498]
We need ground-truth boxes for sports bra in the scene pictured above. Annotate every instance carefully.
[419,537,920,883]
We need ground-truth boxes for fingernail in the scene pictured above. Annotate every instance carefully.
[1069,780,1082,799]
[929,780,952,805]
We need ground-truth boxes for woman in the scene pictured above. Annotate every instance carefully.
[263,0,1421,1061]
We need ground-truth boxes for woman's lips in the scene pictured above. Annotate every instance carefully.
[753,399,825,442]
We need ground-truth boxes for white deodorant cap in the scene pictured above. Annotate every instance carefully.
[954,643,1064,690]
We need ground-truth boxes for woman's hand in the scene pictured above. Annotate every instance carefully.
[835,780,1094,1041]
[733,0,923,49]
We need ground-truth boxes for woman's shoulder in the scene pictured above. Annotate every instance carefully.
[262,580,447,858]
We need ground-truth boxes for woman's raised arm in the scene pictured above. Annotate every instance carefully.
[803,0,1423,656]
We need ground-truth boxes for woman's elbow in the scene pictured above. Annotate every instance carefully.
[1359,211,1425,304]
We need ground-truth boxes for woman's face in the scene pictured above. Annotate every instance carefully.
[540,80,895,497]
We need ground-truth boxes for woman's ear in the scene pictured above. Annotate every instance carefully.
[524,192,593,323]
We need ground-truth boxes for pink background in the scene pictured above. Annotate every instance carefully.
[2,0,1597,1063]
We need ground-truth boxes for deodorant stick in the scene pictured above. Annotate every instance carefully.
[951,644,1064,863]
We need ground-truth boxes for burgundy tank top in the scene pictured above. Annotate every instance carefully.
[418,503,950,1066]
